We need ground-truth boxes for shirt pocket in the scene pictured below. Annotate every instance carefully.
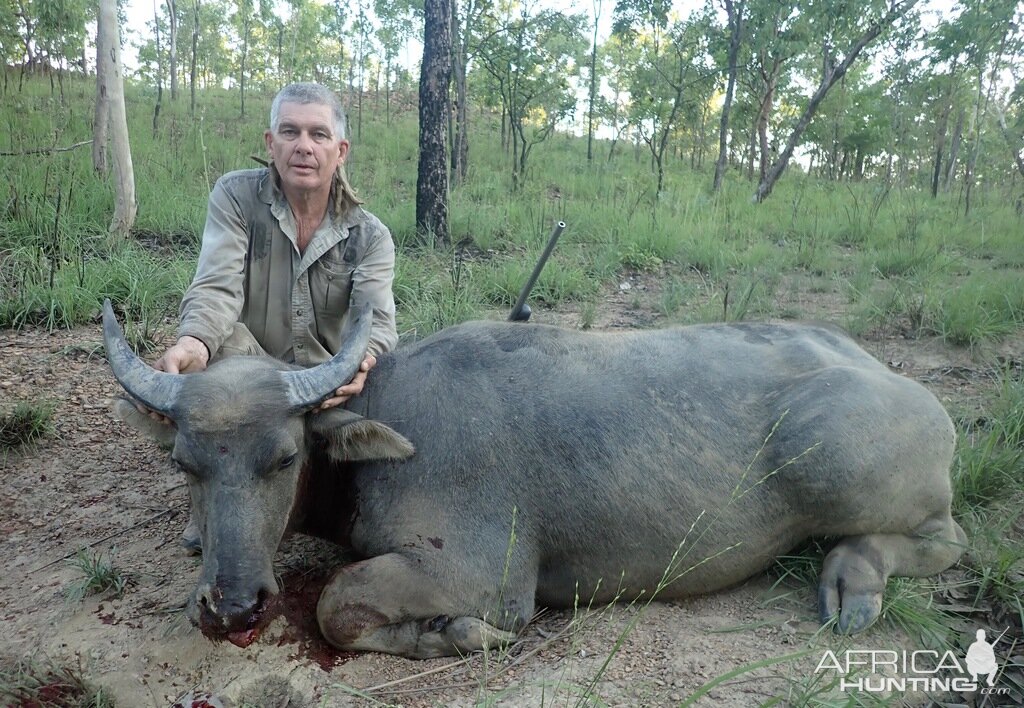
[311,259,356,316]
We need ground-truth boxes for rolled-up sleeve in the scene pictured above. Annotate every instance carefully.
[177,178,248,357]
[352,221,399,357]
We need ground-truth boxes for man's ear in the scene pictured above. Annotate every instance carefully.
[309,408,414,462]
[112,397,177,448]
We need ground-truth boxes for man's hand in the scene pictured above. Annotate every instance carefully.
[316,355,376,411]
[155,335,211,374]
[133,336,211,423]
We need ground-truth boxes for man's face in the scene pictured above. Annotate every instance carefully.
[265,102,349,200]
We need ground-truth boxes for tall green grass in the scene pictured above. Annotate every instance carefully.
[3,74,1022,355]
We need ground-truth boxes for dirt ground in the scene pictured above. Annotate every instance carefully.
[1,275,1021,707]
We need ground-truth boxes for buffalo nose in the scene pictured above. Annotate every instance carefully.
[195,582,276,633]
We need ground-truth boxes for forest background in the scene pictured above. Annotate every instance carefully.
[1,0,1024,703]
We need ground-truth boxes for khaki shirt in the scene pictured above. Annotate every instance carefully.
[178,168,399,365]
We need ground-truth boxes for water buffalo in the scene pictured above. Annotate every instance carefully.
[102,299,965,658]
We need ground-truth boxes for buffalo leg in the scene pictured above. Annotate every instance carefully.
[818,512,966,634]
[317,553,527,658]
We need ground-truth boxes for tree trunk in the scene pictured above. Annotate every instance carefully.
[239,16,249,118]
[449,0,469,185]
[995,104,1024,180]
[931,107,948,197]
[712,0,743,193]
[753,0,918,204]
[586,0,601,163]
[166,0,178,100]
[416,0,452,246]
[756,76,776,183]
[190,0,200,116]
[96,0,137,238]
[152,0,164,135]
[943,107,964,191]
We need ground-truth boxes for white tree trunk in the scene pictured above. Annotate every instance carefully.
[96,0,137,237]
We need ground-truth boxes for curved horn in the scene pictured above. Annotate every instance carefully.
[281,302,374,411]
[102,299,184,416]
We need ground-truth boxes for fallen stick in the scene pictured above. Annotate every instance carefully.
[0,139,93,157]
[29,505,181,574]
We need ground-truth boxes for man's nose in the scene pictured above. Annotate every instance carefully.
[295,131,314,153]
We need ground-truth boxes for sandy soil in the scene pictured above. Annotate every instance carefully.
[1,276,1021,707]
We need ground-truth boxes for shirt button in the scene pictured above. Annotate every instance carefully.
[296,309,303,316]
[296,343,304,349]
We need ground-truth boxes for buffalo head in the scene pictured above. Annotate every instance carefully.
[101,300,413,644]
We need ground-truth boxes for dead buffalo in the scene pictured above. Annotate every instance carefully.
[102,299,965,658]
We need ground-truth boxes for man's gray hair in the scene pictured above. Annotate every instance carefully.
[270,83,348,140]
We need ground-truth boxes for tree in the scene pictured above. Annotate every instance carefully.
[712,0,745,192]
[94,0,137,238]
[450,0,488,185]
[586,0,603,163]
[477,6,586,190]
[376,0,418,125]
[166,0,178,100]
[189,0,200,114]
[615,5,713,196]
[752,0,919,203]
[416,0,451,245]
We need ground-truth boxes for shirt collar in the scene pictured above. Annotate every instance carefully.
[259,165,362,234]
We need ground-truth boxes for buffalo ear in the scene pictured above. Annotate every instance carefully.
[112,397,177,448]
[309,408,415,462]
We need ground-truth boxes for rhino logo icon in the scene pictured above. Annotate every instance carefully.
[965,629,999,687]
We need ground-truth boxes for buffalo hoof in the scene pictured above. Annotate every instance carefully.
[180,516,202,555]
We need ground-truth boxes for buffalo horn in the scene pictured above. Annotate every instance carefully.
[102,299,184,416]
[281,302,373,411]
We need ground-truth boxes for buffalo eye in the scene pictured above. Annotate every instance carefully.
[279,453,297,470]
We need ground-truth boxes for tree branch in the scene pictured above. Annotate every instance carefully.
[0,140,94,157]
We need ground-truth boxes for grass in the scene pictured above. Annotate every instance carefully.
[2,74,1023,706]
[65,549,130,602]
[2,75,1021,353]
[0,653,114,708]
[0,400,55,451]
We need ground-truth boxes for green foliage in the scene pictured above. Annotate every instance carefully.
[931,272,1024,348]
[953,376,1024,514]
[0,400,55,451]
[65,549,130,602]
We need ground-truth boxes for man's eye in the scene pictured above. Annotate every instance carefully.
[280,128,297,137]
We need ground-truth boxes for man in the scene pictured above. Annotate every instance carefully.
[153,82,399,549]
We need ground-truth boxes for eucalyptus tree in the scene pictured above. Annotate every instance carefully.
[614,4,715,196]
[281,0,336,82]
[417,0,451,244]
[350,0,375,138]
[477,5,587,191]
[21,0,91,96]
[231,0,271,117]
[953,0,1020,214]
[995,79,1024,180]
[166,0,179,99]
[188,0,199,113]
[585,0,603,163]
[597,32,636,161]
[375,0,418,124]
[94,0,136,238]
[752,0,920,204]
[733,0,808,186]
[450,0,490,184]
[711,0,745,193]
